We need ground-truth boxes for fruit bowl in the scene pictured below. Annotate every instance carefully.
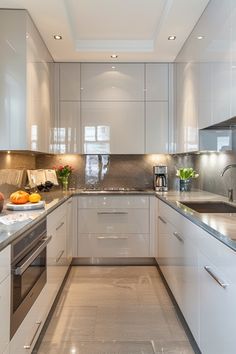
[0,192,4,213]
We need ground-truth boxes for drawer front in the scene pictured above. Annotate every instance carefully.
[78,234,150,257]
[78,195,149,209]
[0,246,10,284]
[78,209,149,234]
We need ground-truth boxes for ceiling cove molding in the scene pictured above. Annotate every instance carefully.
[76,39,154,52]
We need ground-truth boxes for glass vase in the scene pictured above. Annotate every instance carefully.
[179,179,191,192]
[60,176,69,191]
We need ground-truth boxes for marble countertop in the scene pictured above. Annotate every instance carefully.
[2,188,236,254]
[155,190,236,252]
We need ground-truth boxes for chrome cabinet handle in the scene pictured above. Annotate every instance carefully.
[24,321,42,349]
[56,222,65,231]
[56,250,64,263]
[173,231,184,243]
[204,266,229,288]
[158,216,167,224]
[14,236,52,275]
[97,236,128,240]
[97,211,128,215]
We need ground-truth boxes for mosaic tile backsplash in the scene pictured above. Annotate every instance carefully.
[0,151,236,200]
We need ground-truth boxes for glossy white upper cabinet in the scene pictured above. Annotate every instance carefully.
[81,63,144,101]
[174,0,236,151]
[60,64,81,101]
[0,10,54,153]
[174,62,199,153]
[145,64,168,101]
[81,101,144,154]
[145,102,169,153]
[26,15,54,153]
[0,10,27,151]
[59,102,81,153]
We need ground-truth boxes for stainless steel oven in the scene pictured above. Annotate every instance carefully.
[11,218,51,339]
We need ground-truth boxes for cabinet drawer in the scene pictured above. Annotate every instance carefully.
[78,195,149,209]
[0,246,10,284]
[78,209,149,234]
[78,234,149,257]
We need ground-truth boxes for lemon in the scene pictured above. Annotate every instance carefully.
[29,193,41,203]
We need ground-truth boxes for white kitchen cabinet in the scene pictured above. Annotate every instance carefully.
[0,246,10,284]
[145,64,168,101]
[60,63,81,101]
[66,197,77,262]
[81,63,144,101]
[0,10,54,153]
[0,276,10,354]
[157,200,199,342]
[81,101,145,154]
[59,101,81,153]
[174,62,199,153]
[77,195,151,257]
[46,203,69,302]
[145,101,169,153]
[198,251,236,354]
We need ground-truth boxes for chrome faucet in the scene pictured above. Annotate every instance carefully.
[221,164,236,177]
[221,164,236,202]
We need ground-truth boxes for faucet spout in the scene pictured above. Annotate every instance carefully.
[220,164,236,177]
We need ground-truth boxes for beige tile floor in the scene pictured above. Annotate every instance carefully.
[35,266,195,354]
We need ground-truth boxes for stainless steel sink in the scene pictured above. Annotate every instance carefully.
[179,201,236,213]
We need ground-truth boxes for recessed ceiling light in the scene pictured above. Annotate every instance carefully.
[168,36,176,40]
[197,36,204,40]
[111,54,118,58]
[54,35,62,40]
[112,66,116,69]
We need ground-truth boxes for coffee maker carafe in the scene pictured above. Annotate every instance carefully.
[153,166,168,191]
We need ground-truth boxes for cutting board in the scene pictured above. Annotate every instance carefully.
[6,200,45,211]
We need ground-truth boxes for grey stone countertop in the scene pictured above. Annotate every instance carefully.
[2,188,236,253]
[155,190,236,252]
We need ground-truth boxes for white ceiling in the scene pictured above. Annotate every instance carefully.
[0,0,209,62]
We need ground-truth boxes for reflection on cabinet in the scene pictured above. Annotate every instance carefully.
[81,63,144,101]
[56,62,171,154]
[0,10,54,153]
[145,102,169,153]
[59,102,81,153]
[146,64,168,101]
[77,195,152,257]
[174,62,199,153]
[60,63,81,101]
[81,101,145,154]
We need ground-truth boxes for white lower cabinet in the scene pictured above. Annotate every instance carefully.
[47,204,69,304]
[0,276,10,354]
[157,198,236,353]
[198,250,236,354]
[9,285,49,354]
[77,195,152,257]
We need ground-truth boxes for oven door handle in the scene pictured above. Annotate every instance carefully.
[14,235,52,276]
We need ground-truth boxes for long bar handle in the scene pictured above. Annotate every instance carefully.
[56,250,64,263]
[97,236,128,240]
[204,266,229,288]
[158,216,167,224]
[173,231,184,243]
[56,221,65,231]
[24,321,42,349]
[97,211,128,215]
[14,236,52,275]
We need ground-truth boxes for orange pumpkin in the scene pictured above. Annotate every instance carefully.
[10,190,29,204]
